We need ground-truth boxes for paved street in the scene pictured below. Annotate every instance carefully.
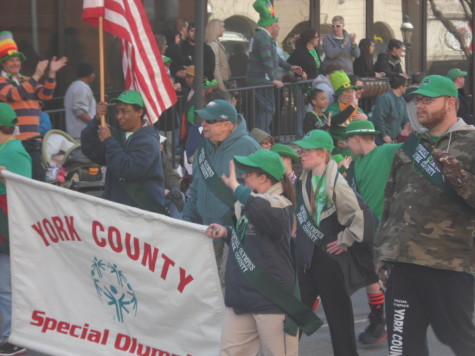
[14,288,462,356]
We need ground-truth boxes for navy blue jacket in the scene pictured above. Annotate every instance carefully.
[81,119,167,209]
[224,183,295,314]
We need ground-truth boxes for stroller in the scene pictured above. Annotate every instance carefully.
[41,130,104,191]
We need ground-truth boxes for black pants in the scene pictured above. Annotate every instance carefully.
[386,263,475,356]
[22,139,45,181]
[298,247,358,356]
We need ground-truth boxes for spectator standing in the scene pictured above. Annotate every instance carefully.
[374,75,475,356]
[205,19,231,91]
[0,31,67,181]
[0,103,32,356]
[81,90,168,215]
[326,70,367,156]
[181,22,216,81]
[287,28,322,80]
[447,68,474,125]
[164,28,187,85]
[372,75,410,144]
[64,61,96,141]
[182,100,260,287]
[374,39,409,79]
[404,72,426,133]
[303,88,330,134]
[322,16,360,75]
[245,0,301,133]
[311,61,342,108]
[353,38,383,78]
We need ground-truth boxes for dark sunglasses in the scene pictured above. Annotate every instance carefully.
[332,24,342,28]
[356,86,364,90]
[204,119,226,125]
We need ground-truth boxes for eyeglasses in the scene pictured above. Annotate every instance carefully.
[204,119,226,125]
[356,86,365,91]
[332,24,343,28]
[297,148,314,155]
[413,96,436,105]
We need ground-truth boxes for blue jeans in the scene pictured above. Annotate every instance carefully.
[254,87,275,133]
[0,253,12,341]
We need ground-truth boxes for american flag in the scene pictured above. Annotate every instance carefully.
[82,0,177,124]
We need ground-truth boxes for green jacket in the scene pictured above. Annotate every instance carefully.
[375,119,475,273]
[183,115,260,225]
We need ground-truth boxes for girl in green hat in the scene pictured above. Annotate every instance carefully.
[205,149,300,355]
[292,129,376,356]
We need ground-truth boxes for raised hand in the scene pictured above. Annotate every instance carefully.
[221,160,240,191]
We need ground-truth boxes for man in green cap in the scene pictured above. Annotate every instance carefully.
[183,99,260,287]
[246,0,302,133]
[81,90,168,215]
[0,103,31,356]
[344,120,402,344]
[374,75,475,355]
[447,68,473,125]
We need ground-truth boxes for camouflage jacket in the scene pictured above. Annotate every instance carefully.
[374,119,475,273]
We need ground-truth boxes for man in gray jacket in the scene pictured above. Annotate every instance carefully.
[183,100,260,285]
[322,16,360,75]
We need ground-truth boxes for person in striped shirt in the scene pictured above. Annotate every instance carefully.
[0,31,67,180]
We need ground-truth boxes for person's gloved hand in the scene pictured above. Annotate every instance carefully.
[433,149,468,189]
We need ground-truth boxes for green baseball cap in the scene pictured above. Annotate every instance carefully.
[412,75,458,98]
[112,90,144,107]
[0,103,17,127]
[271,143,300,163]
[447,68,467,81]
[293,130,334,152]
[196,99,238,124]
[345,120,380,137]
[234,149,285,181]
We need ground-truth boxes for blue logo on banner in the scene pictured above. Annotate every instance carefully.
[91,257,138,322]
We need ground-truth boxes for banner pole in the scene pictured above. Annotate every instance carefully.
[99,16,106,127]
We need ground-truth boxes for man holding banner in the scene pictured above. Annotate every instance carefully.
[183,100,260,285]
[81,90,169,215]
[0,103,32,356]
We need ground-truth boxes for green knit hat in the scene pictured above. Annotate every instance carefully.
[271,144,300,163]
[253,0,278,27]
[329,70,358,96]
[293,129,334,152]
[234,149,285,181]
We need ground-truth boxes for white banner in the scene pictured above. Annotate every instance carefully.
[3,171,223,356]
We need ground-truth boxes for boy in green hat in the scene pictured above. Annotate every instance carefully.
[0,102,31,356]
[245,0,302,133]
[344,120,402,344]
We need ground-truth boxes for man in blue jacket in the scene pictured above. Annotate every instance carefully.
[81,90,168,215]
[183,99,260,285]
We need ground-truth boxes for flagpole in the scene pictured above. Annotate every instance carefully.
[99,16,106,127]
